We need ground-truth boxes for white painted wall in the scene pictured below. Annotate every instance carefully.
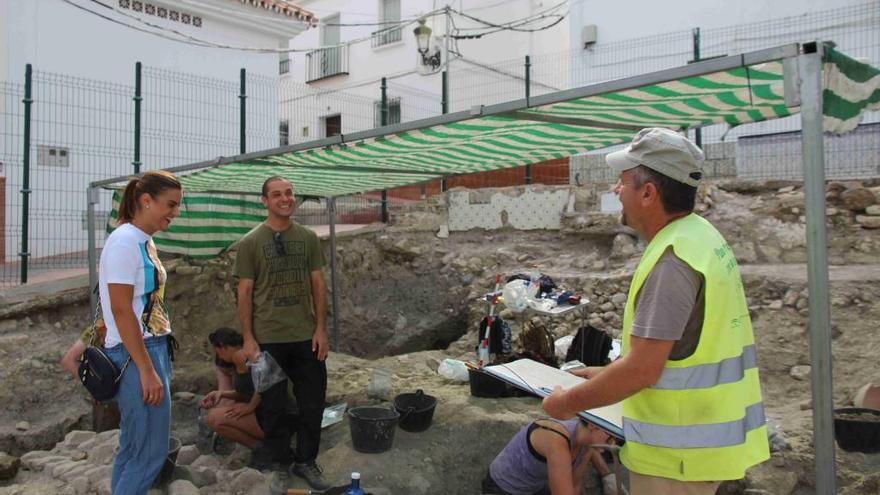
[568,0,869,45]
[1,0,289,84]
[0,0,308,263]
[566,0,880,163]
[285,0,570,121]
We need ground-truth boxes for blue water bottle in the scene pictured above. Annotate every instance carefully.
[345,472,365,495]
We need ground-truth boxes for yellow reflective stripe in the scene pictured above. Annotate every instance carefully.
[623,402,766,449]
[654,344,758,390]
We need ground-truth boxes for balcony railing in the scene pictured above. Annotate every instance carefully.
[371,26,402,48]
[306,45,349,83]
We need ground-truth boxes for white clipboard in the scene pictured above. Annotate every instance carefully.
[483,358,624,439]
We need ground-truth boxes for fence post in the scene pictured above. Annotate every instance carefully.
[239,68,246,154]
[692,28,702,149]
[524,55,532,185]
[20,64,33,284]
[441,70,448,192]
[380,77,388,223]
[133,62,142,175]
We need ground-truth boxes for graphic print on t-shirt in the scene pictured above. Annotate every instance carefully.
[261,239,308,307]
[143,239,170,335]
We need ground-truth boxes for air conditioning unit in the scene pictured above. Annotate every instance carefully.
[581,25,598,48]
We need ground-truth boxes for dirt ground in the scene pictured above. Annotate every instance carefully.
[1,181,880,494]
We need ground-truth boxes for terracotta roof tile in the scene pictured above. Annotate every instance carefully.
[235,0,317,25]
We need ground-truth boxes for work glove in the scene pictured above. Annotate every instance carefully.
[601,473,629,495]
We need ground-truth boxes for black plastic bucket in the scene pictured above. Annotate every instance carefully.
[468,368,507,398]
[393,389,437,432]
[834,407,880,453]
[348,406,400,453]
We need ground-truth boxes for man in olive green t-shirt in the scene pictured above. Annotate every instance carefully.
[233,176,330,490]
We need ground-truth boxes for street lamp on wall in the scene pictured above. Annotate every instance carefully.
[413,18,441,70]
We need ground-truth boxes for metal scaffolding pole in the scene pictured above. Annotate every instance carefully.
[87,187,99,317]
[328,197,341,351]
[798,42,836,494]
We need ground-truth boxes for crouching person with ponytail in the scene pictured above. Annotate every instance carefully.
[100,170,182,495]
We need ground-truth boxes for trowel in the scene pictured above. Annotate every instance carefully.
[280,486,373,495]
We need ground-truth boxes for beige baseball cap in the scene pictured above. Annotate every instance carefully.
[605,128,704,187]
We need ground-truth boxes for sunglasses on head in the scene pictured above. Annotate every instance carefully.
[273,231,286,256]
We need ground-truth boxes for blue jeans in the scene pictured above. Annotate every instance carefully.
[107,335,171,495]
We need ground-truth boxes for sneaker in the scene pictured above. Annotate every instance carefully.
[289,461,331,491]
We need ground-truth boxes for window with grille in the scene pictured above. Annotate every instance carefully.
[374,97,401,127]
[279,120,289,146]
[371,0,402,47]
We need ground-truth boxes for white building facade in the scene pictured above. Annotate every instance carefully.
[0,0,312,273]
[281,0,570,142]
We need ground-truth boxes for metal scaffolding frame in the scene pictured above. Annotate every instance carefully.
[88,42,839,491]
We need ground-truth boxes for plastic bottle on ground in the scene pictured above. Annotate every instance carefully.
[345,472,365,495]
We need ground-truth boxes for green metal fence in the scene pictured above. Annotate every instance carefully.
[0,62,447,287]
[1,1,878,288]
[447,2,880,185]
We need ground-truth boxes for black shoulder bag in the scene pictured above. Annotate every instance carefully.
[78,287,157,402]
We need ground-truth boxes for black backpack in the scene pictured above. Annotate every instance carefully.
[565,325,613,366]
[477,316,512,355]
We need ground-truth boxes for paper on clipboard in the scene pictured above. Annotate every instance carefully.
[483,358,624,439]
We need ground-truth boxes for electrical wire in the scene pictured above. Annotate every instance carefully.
[446,2,568,40]
[451,14,567,39]
[64,0,444,53]
[147,0,430,27]
[71,0,567,54]
[450,1,568,33]
[174,0,315,26]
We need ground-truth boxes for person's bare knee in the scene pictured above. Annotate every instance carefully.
[207,409,227,430]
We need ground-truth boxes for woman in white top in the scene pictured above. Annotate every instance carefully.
[100,170,181,495]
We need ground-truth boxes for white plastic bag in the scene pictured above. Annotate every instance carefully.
[248,351,287,393]
[502,280,539,313]
[437,358,469,382]
[321,402,347,429]
[527,297,557,312]
[554,335,574,361]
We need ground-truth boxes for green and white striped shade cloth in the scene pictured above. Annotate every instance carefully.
[107,46,878,257]
[179,62,787,197]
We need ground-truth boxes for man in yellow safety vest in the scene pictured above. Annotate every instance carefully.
[543,128,769,495]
